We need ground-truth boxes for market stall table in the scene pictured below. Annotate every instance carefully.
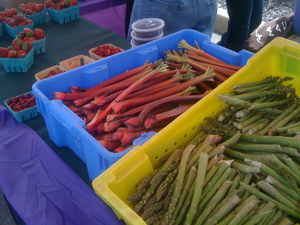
[0,14,130,224]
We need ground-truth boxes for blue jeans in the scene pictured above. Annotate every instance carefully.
[127,0,218,39]
[218,0,264,52]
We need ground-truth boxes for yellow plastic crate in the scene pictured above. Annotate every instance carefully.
[92,37,300,225]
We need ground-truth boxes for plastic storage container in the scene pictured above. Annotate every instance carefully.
[92,36,300,225]
[131,18,164,39]
[4,21,34,39]
[88,44,124,60]
[0,48,34,73]
[32,29,253,181]
[294,0,300,36]
[59,54,95,70]
[4,91,39,122]
[131,30,164,47]
[46,4,80,24]
[23,10,46,26]
[35,65,68,81]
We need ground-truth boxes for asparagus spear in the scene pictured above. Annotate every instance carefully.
[227,198,261,225]
[204,194,241,225]
[184,152,208,225]
[162,141,195,224]
[231,76,281,89]
[217,194,259,225]
[266,175,300,202]
[194,180,233,224]
[239,182,300,219]
[256,180,299,212]
[169,166,197,224]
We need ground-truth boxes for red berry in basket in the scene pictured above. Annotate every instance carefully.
[21,41,33,53]
[24,28,34,37]
[33,28,45,39]
[11,8,18,15]
[0,47,9,58]
[17,50,27,58]
[27,3,36,11]
[35,4,44,12]
[7,50,17,58]
[4,9,13,17]
[12,38,23,47]
[24,37,37,42]
[12,45,21,52]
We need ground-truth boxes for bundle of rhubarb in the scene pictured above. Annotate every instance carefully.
[53,40,242,152]
[127,76,300,224]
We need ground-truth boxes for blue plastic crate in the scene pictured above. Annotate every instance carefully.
[0,48,34,73]
[4,21,34,39]
[23,10,46,26]
[4,91,39,122]
[31,37,46,55]
[32,29,254,181]
[46,4,80,24]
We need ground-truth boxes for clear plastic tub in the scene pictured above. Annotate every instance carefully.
[131,30,164,46]
[131,18,164,38]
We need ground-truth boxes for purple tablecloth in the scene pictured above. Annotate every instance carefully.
[0,104,124,225]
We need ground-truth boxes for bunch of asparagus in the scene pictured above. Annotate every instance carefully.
[214,76,300,136]
[128,130,300,224]
[127,76,300,224]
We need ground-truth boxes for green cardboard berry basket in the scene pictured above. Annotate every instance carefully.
[4,91,39,122]
[0,48,34,73]
[46,4,80,24]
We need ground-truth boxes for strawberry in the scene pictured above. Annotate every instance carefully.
[4,9,13,17]
[7,19,16,27]
[25,8,33,15]
[33,28,45,39]
[18,21,27,26]
[7,50,17,58]
[12,38,23,47]
[35,4,44,12]
[23,28,34,37]
[17,50,27,58]
[27,3,36,11]
[17,31,26,39]
[21,41,33,52]
[23,37,37,42]
[12,45,21,52]
[19,3,26,11]
[10,8,18,15]
[0,47,9,57]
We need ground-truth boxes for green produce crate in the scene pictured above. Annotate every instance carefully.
[92,37,300,225]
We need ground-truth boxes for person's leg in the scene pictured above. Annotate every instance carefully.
[193,0,218,38]
[127,0,194,39]
[218,0,253,52]
[248,0,264,34]
[125,0,135,38]
[127,0,217,39]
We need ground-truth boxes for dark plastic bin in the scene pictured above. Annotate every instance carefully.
[32,29,254,181]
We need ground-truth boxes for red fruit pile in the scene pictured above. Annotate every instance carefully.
[2,8,33,28]
[6,93,37,112]
[46,69,65,78]
[0,12,5,23]
[45,0,79,10]
[17,27,45,42]
[0,38,33,58]
[92,44,123,58]
[19,3,44,15]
